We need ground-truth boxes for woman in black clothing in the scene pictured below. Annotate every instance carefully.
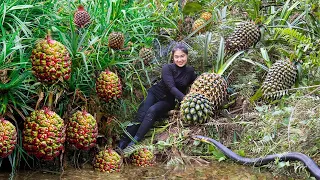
[118,43,197,149]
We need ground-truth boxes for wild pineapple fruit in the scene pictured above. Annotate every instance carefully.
[189,73,228,111]
[66,110,98,150]
[108,32,124,50]
[0,118,17,158]
[182,16,194,35]
[74,5,91,28]
[130,148,154,167]
[261,59,297,99]
[200,12,212,21]
[192,18,206,33]
[139,47,154,66]
[180,93,214,125]
[94,149,122,173]
[96,70,122,103]
[23,108,66,161]
[225,21,261,54]
[30,33,71,83]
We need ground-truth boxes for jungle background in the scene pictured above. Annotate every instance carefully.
[0,0,319,179]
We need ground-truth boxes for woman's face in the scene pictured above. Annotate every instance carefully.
[173,50,188,67]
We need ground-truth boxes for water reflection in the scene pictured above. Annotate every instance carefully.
[1,161,288,180]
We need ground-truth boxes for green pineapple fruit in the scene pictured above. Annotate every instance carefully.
[66,110,98,150]
[225,21,261,54]
[30,33,71,83]
[23,108,66,161]
[261,59,297,99]
[180,93,214,125]
[108,32,124,50]
[0,118,17,158]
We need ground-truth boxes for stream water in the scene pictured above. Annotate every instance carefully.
[0,161,290,180]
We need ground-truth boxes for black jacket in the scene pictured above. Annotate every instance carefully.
[149,63,197,102]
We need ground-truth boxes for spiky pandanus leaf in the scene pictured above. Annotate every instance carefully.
[23,108,66,161]
[130,148,154,167]
[74,5,91,28]
[96,70,122,103]
[30,34,71,83]
[108,32,124,50]
[225,21,261,54]
[94,149,122,173]
[189,73,228,111]
[261,59,297,99]
[66,110,98,150]
[180,93,214,125]
[0,118,17,158]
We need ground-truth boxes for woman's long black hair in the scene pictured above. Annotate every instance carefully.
[171,43,188,56]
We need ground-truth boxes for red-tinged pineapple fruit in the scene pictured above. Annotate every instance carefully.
[0,118,17,158]
[74,5,91,28]
[130,148,154,167]
[66,110,98,150]
[23,108,66,161]
[96,70,122,103]
[30,33,71,83]
[94,149,122,173]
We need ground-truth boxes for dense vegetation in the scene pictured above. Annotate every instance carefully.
[0,0,319,179]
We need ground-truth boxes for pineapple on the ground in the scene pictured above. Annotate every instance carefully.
[200,12,212,21]
[23,108,66,161]
[74,5,91,28]
[96,70,122,103]
[139,47,154,66]
[0,118,17,158]
[180,93,214,125]
[225,21,261,54]
[30,33,71,83]
[94,149,122,173]
[66,110,98,150]
[261,59,297,99]
[189,72,228,111]
[108,32,124,50]
[192,18,206,33]
[130,148,154,167]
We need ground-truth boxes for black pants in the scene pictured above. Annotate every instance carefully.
[119,92,174,149]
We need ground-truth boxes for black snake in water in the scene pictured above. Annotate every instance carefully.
[193,135,320,180]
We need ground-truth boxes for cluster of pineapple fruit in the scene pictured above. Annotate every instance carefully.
[180,73,228,125]
[180,20,297,124]
[73,4,154,66]
[1,3,299,175]
[22,108,98,160]
[93,147,154,172]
